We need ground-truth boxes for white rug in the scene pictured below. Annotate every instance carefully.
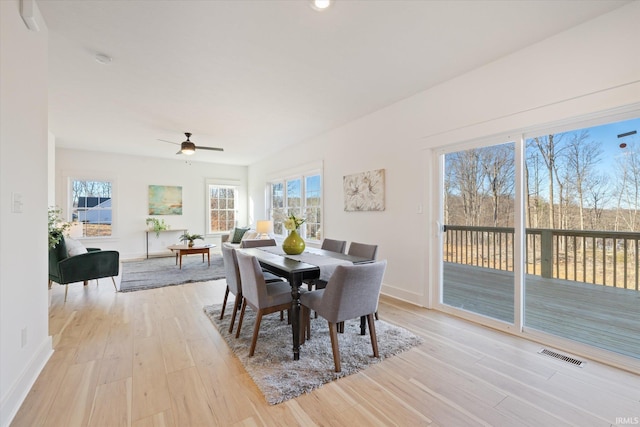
[203,303,423,404]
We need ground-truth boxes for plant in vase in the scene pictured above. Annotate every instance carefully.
[146,217,169,237]
[179,232,204,247]
[282,214,306,255]
[48,206,71,249]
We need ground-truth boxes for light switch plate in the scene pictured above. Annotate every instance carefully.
[12,192,23,213]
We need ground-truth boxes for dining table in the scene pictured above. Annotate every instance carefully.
[238,246,372,361]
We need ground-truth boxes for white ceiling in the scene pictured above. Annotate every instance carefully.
[39,0,630,165]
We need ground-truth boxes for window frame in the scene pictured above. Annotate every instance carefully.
[63,173,116,240]
[267,162,323,242]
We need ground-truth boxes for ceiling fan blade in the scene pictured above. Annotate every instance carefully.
[195,145,224,152]
[160,133,223,154]
[158,139,180,146]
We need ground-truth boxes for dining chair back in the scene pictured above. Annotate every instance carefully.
[221,243,284,334]
[300,260,387,372]
[305,238,348,292]
[347,242,378,260]
[321,238,347,254]
[220,243,243,333]
[236,251,293,356]
[346,241,380,326]
[240,238,277,248]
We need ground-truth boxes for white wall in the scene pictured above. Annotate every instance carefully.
[47,132,55,206]
[55,148,248,259]
[0,1,52,426]
[248,2,640,307]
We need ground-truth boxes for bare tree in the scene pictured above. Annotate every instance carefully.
[614,145,640,231]
[526,148,545,229]
[480,143,515,226]
[532,134,566,229]
[444,160,453,225]
[71,180,112,207]
[555,162,571,229]
[446,149,484,226]
[585,173,611,229]
[565,131,602,230]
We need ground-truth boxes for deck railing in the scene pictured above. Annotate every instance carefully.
[443,225,640,290]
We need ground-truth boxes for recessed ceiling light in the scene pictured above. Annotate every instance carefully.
[95,53,112,65]
[310,0,332,11]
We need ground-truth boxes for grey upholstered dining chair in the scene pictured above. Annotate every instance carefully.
[345,241,380,327]
[220,244,243,333]
[235,251,293,356]
[240,238,277,248]
[305,238,348,292]
[300,260,387,372]
[321,238,347,254]
[220,244,283,334]
[347,241,378,260]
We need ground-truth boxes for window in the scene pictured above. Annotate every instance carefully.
[207,184,239,233]
[269,171,322,241]
[70,179,113,237]
[305,175,322,240]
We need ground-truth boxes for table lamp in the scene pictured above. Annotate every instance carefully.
[256,220,273,239]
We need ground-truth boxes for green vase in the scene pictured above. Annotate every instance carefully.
[282,229,305,255]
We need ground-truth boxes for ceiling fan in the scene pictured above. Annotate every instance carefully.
[158,132,224,155]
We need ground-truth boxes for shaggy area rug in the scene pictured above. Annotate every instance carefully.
[203,303,423,404]
[120,255,225,292]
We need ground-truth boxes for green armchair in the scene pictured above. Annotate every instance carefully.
[48,238,120,301]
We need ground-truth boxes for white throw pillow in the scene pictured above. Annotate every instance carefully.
[64,236,88,257]
[241,230,259,241]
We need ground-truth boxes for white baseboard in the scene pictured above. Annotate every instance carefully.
[0,336,53,427]
[381,283,425,306]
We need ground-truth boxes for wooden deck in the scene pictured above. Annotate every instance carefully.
[443,262,640,360]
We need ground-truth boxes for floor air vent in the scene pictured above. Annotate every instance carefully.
[538,349,586,367]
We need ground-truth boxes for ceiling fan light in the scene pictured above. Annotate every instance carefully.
[310,0,332,11]
[181,141,196,155]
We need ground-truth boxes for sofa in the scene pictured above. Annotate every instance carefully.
[221,227,261,247]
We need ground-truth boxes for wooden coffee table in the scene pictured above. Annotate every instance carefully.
[167,244,216,269]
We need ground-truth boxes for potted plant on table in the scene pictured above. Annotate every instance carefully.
[48,207,71,249]
[179,232,204,247]
[146,217,169,237]
[282,213,306,255]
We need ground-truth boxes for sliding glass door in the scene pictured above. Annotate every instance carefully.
[439,115,640,362]
[442,142,516,323]
[523,118,640,360]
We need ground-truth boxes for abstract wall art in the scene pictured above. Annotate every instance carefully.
[148,185,183,215]
[343,169,385,211]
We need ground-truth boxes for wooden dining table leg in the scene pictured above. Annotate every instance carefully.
[289,272,304,361]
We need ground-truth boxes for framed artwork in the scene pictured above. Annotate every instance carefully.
[148,185,183,215]
[343,169,385,211]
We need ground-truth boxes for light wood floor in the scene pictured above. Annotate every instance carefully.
[11,277,640,426]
